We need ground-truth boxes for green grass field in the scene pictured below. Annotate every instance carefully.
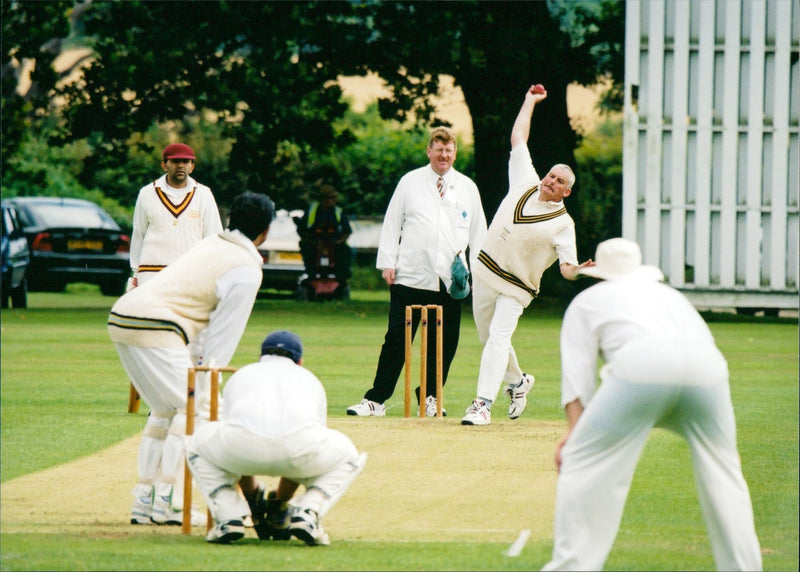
[1,285,798,571]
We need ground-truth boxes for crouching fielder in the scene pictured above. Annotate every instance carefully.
[187,330,367,545]
[543,238,761,571]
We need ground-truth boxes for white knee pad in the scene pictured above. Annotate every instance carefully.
[297,452,367,519]
[143,411,173,439]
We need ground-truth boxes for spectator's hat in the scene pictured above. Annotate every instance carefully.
[162,143,196,160]
[579,238,664,281]
[261,330,303,363]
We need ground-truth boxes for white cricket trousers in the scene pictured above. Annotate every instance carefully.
[187,422,359,523]
[542,375,762,571]
[471,276,525,402]
[114,344,213,504]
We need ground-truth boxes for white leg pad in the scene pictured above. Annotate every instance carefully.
[138,413,173,482]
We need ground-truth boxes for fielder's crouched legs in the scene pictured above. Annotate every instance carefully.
[186,442,251,527]
[288,450,368,546]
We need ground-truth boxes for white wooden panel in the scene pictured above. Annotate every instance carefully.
[669,0,691,286]
[693,0,716,286]
[622,0,642,240]
[645,1,665,266]
[745,0,766,288]
[719,1,741,286]
[768,0,792,288]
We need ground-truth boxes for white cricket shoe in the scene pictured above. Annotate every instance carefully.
[130,485,153,525]
[151,490,206,526]
[506,373,535,419]
[461,399,491,426]
[424,395,447,417]
[206,519,246,544]
[346,398,385,417]
[289,508,331,546]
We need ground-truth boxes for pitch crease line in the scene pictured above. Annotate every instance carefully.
[506,528,531,557]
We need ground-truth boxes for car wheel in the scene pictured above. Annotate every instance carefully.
[100,277,127,297]
[10,277,27,308]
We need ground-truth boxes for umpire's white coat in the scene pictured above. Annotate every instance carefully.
[187,355,360,523]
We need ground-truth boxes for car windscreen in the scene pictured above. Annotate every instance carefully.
[23,203,119,229]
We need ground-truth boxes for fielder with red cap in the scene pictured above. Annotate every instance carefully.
[129,143,223,288]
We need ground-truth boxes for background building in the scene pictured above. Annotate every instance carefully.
[623,0,799,314]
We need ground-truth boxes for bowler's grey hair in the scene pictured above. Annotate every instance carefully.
[552,163,576,189]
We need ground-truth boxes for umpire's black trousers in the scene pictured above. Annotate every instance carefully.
[364,282,462,405]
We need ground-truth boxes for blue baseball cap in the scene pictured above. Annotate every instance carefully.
[260,330,303,363]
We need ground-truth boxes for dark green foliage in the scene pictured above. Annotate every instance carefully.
[277,103,475,216]
[574,118,624,254]
[1,0,72,172]
[2,0,624,253]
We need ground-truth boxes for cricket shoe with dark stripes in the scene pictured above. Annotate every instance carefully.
[346,398,385,416]
[289,508,330,546]
[206,519,246,544]
[461,399,491,426]
[506,373,535,419]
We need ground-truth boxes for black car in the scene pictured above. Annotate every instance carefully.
[1,200,31,308]
[6,197,131,296]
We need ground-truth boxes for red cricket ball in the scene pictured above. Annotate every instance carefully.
[533,84,545,94]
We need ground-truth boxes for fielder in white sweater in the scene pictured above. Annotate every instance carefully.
[129,143,223,287]
[108,191,274,527]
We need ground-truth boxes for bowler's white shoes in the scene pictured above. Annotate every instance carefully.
[507,373,535,419]
[346,398,385,417]
[461,399,491,426]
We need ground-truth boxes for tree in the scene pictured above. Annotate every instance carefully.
[52,0,373,207]
[1,0,72,172]
[352,0,625,223]
[6,0,624,232]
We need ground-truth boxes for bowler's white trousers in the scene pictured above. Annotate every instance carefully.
[471,275,526,402]
[187,422,359,522]
[542,373,762,571]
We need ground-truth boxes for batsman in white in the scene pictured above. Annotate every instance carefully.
[186,330,367,545]
[462,84,594,426]
[543,238,762,571]
[108,191,275,526]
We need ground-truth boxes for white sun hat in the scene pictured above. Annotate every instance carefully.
[579,238,665,281]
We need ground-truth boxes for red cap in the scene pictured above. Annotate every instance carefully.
[162,143,195,160]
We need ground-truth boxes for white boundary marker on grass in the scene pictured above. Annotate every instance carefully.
[505,528,531,557]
